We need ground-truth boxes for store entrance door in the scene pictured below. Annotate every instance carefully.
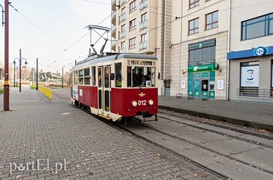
[193,80,201,98]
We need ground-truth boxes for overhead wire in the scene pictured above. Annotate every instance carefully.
[8,1,112,68]
[10,0,273,69]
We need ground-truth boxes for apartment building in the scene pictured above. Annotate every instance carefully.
[111,0,173,96]
[227,0,273,102]
[111,0,229,99]
[111,0,158,54]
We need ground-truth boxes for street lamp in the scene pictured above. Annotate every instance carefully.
[12,58,18,87]
[13,57,28,92]
[0,3,4,27]
[62,66,65,88]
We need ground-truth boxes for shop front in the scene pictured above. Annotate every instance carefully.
[227,46,273,102]
[187,63,219,99]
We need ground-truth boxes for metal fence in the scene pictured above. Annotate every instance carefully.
[237,87,273,98]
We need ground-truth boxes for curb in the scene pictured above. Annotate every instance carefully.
[158,105,273,132]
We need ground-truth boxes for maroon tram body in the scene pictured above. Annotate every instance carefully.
[70,53,158,122]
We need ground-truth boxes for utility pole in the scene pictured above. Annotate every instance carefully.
[36,58,38,90]
[19,49,22,92]
[3,0,9,111]
[62,66,64,88]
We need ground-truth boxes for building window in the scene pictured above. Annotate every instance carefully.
[189,0,199,9]
[189,18,199,35]
[129,37,136,49]
[141,13,147,22]
[242,13,273,40]
[206,11,218,30]
[139,34,147,50]
[140,13,147,30]
[120,8,126,23]
[129,19,136,31]
[129,1,137,13]
[121,41,125,52]
[188,39,216,66]
[120,24,126,39]
[141,33,147,43]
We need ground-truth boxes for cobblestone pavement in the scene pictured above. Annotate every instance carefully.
[0,87,224,180]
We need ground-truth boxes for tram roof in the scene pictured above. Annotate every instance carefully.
[73,53,157,69]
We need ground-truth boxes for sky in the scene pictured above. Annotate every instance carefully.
[0,0,112,73]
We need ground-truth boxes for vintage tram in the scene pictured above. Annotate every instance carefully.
[70,53,158,122]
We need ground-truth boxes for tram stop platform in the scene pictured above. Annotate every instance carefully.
[0,86,226,180]
[158,95,273,131]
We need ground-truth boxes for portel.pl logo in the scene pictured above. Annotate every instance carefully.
[10,159,67,174]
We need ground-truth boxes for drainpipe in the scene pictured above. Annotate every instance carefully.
[226,0,231,101]
[160,0,165,80]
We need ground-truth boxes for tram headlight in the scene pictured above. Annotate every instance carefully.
[132,100,137,107]
[148,99,154,106]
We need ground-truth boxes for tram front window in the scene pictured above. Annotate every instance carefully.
[128,67,155,87]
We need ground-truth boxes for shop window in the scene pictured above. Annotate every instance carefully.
[239,62,259,96]
[189,46,215,65]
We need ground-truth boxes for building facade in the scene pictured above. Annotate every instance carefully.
[227,0,273,102]
[170,0,228,100]
[111,0,273,102]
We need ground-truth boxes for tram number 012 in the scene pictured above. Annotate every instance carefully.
[138,100,147,106]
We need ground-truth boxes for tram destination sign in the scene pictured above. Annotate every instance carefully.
[188,39,216,50]
[130,60,153,66]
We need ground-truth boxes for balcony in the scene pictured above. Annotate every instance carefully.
[111,11,116,24]
[111,40,117,51]
[140,0,148,10]
[111,0,116,9]
[139,41,147,51]
[120,48,126,53]
[139,20,147,30]
[120,13,126,23]
[120,0,126,6]
[111,25,116,38]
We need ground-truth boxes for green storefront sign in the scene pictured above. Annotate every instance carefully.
[188,63,219,72]
[188,39,216,50]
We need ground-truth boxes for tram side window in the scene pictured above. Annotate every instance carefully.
[91,66,96,86]
[84,68,90,85]
[115,63,122,87]
[98,68,102,87]
[127,67,132,87]
[79,69,83,84]
[74,70,79,84]
[105,67,110,88]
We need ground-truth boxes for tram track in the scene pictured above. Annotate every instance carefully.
[159,109,273,141]
[114,121,229,180]
[158,110,273,149]
[114,113,273,179]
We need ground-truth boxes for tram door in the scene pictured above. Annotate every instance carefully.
[98,66,111,117]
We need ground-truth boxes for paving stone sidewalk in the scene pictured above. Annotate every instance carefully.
[0,87,223,180]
